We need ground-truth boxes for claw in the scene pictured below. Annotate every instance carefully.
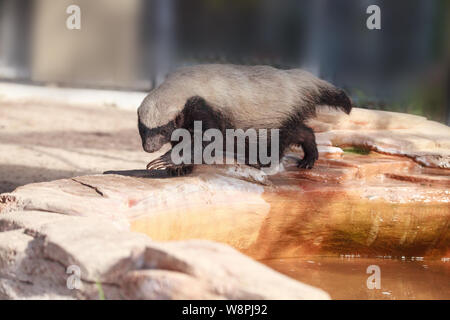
[297,157,315,169]
[146,149,193,176]
[146,157,171,170]
[146,149,177,170]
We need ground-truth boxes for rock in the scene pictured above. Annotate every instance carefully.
[308,107,450,168]
[0,211,329,300]
[1,148,448,261]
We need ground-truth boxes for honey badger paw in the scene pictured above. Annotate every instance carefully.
[166,164,194,177]
[146,156,169,170]
[297,149,319,169]
[146,150,194,177]
[297,157,316,169]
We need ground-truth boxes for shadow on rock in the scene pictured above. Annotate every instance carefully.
[0,165,94,194]
[103,169,173,179]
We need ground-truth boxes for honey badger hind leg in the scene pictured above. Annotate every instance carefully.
[146,149,194,177]
[280,123,319,170]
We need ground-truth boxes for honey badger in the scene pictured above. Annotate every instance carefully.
[138,64,352,176]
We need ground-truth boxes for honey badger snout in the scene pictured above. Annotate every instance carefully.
[138,119,170,153]
[141,133,166,153]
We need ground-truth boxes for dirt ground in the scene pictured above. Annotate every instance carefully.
[0,99,163,193]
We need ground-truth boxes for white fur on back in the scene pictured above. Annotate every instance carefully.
[138,64,333,129]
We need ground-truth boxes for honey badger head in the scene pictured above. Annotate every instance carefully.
[137,90,186,153]
[137,95,216,153]
[137,76,190,153]
[137,116,176,153]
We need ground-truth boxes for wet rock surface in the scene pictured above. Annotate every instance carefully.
[0,210,329,299]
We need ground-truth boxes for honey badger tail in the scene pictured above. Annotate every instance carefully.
[318,86,353,115]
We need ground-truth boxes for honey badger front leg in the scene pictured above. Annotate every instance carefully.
[146,96,228,177]
[146,149,194,176]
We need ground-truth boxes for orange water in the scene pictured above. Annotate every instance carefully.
[263,256,450,299]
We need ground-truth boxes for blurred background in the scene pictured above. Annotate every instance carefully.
[0,0,449,123]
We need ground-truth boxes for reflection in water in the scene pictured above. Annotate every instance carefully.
[263,257,450,300]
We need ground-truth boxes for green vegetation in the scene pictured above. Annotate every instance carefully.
[343,146,371,155]
[96,281,105,300]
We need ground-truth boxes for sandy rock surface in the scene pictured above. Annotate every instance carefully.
[0,100,159,193]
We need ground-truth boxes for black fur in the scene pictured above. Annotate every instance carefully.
[318,87,352,114]
[138,118,176,150]
[279,115,318,169]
